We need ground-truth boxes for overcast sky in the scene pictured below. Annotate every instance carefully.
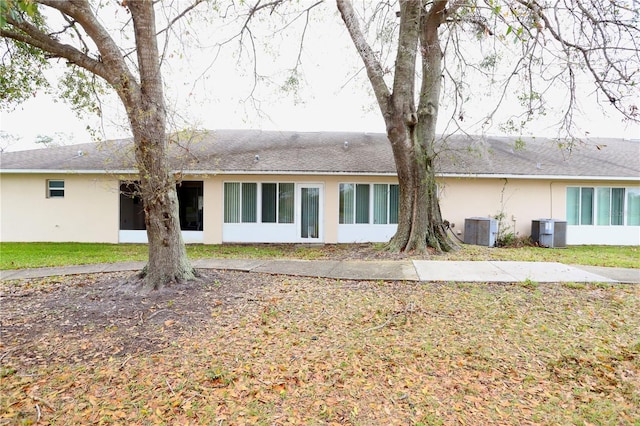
[1,3,637,152]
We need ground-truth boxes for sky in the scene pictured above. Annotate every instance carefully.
[1,3,637,152]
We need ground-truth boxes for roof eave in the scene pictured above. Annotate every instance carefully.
[439,173,640,181]
[0,169,138,174]
[1,169,637,182]
[186,170,399,176]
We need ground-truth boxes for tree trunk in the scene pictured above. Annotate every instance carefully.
[386,130,454,254]
[338,0,456,254]
[389,0,455,253]
[130,117,194,291]
[126,1,194,290]
[384,0,453,254]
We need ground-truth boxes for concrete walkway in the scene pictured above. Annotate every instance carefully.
[1,258,638,284]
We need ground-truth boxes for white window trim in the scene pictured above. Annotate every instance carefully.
[47,179,65,198]
[224,181,296,224]
[339,182,399,225]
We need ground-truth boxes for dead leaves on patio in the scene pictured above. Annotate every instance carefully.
[1,273,639,425]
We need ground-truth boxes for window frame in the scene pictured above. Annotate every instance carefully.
[47,179,65,198]
[224,181,296,224]
[567,186,637,226]
[339,183,399,225]
[628,188,640,226]
[260,182,295,224]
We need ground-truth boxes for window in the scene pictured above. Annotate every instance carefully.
[612,188,625,225]
[596,187,611,226]
[242,183,257,223]
[120,182,145,230]
[177,181,204,230]
[47,180,64,198]
[389,184,400,224]
[628,188,640,226]
[339,184,354,224]
[596,187,625,226]
[356,184,370,223]
[339,183,399,225]
[224,182,254,223]
[120,181,204,231]
[373,184,388,224]
[224,182,294,224]
[262,183,277,223]
[278,184,295,224]
[566,187,579,225]
[261,182,294,224]
[567,186,638,226]
[580,187,594,225]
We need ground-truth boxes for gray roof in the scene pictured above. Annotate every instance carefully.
[1,129,638,179]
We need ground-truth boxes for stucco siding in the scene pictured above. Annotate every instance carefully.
[439,178,560,240]
[3,132,637,246]
[0,174,119,243]
[202,178,223,244]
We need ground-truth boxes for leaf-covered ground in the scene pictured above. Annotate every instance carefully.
[1,270,638,425]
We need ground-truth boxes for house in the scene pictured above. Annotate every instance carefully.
[1,130,638,246]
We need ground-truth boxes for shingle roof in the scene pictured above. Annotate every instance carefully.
[1,129,638,179]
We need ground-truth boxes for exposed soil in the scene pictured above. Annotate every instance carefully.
[1,270,277,367]
[0,244,427,369]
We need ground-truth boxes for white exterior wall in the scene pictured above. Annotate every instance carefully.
[216,175,330,244]
[331,175,399,243]
[566,226,639,245]
[1,172,637,246]
[0,173,120,243]
[118,230,204,244]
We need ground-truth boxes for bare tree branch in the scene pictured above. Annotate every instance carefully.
[515,0,639,121]
[337,0,391,117]
[157,0,208,36]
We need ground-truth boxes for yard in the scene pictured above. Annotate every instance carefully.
[1,242,638,269]
[1,257,639,424]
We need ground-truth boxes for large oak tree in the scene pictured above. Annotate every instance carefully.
[0,0,205,290]
[337,0,639,253]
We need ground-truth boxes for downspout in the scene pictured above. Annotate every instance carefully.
[549,181,554,218]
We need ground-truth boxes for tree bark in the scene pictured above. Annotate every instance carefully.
[126,1,195,290]
[338,0,455,253]
[411,0,453,253]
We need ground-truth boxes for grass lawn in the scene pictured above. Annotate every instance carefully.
[0,242,638,270]
[439,244,640,268]
[1,273,638,425]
